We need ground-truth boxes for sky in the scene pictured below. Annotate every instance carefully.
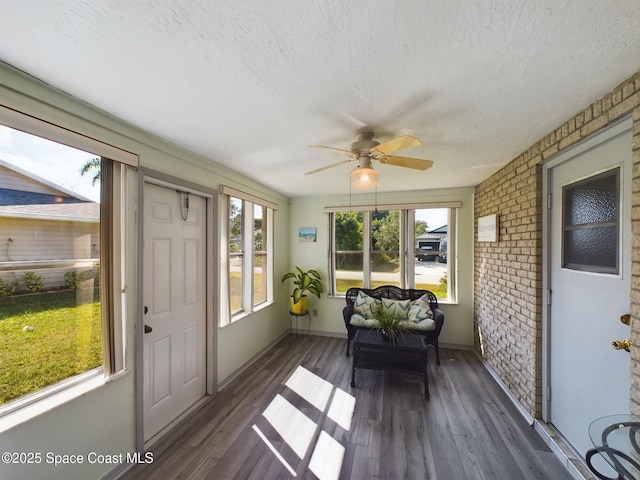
[0,124,100,202]
[416,208,448,231]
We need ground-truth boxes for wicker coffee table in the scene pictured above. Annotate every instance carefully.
[351,329,429,398]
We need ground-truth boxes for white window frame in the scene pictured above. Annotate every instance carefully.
[326,202,459,302]
[220,186,276,325]
[0,106,135,431]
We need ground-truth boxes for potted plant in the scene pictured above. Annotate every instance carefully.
[373,304,412,345]
[281,266,323,314]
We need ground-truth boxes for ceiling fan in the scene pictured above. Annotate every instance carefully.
[306,132,433,190]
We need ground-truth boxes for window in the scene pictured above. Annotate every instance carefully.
[562,168,620,274]
[253,204,268,305]
[222,187,275,323]
[0,120,133,413]
[229,197,244,312]
[329,205,456,301]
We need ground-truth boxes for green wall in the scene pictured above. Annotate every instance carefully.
[287,188,475,347]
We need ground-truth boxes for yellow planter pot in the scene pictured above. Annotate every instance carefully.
[289,295,308,314]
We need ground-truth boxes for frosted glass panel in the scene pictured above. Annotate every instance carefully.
[565,173,617,225]
[562,169,619,273]
[563,227,617,269]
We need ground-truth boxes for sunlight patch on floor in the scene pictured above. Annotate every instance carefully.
[252,365,357,480]
[285,365,333,412]
[252,424,297,477]
[309,430,345,480]
[327,387,356,431]
[262,393,317,459]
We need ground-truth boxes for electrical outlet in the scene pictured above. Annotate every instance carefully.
[312,309,318,317]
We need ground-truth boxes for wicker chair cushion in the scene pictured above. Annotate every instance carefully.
[349,313,436,332]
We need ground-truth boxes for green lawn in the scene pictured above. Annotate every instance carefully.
[229,272,266,312]
[0,290,102,405]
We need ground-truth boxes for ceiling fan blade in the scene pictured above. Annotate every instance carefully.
[378,155,433,170]
[309,145,356,156]
[304,159,353,175]
[371,135,422,155]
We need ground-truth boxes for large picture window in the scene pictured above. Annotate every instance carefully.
[329,205,456,301]
[222,187,275,323]
[0,121,131,413]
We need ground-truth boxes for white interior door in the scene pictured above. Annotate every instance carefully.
[143,182,207,442]
[549,125,632,463]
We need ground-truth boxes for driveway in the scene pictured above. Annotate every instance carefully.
[336,260,446,284]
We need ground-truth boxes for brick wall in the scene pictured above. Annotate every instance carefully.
[474,71,640,417]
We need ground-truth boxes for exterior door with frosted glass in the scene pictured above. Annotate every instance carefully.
[549,124,632,467]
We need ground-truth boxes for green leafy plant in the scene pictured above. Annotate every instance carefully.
[65,271,83,289]
[93,266,100,287]
[64,270,96,289]
[0,277,20,296]
[373,304,412,345]
[438,273,447,294]
[281,266,323,304]
[80,157,101,186]
[23,272,44,293]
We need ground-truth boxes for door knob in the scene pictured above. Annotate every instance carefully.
[144,324,153,334]
[620,314,631,326]
[611,339,631,352]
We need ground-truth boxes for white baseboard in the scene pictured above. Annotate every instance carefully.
[474,350,534,425]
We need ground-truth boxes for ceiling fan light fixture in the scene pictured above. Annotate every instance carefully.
[351,166,378,190]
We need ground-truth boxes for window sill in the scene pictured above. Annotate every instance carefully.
[220,301,274,328]
[0,369,115,434]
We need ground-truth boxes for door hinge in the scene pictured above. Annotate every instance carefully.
[547,194,552,209]
[547,289,552,305]
[547,386,551,402]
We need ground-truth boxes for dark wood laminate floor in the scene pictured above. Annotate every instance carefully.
[121,335,572,480]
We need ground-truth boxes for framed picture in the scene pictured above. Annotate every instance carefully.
[478,214,498,242]
[298,227,317,242]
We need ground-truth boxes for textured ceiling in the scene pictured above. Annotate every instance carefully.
[1,1,639,197]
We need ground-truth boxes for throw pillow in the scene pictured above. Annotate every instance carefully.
[353,291,380,319]
[380,298,410,318]
[408,294,434,323]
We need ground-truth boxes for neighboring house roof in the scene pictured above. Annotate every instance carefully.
[416,225,448,242]
[0,203,99,222]
[429,225,448,234]
[0,159,99,221]
[0,188,86,206]
[0,158,94,202]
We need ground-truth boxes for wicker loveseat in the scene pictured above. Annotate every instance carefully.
[343,285,445,364]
